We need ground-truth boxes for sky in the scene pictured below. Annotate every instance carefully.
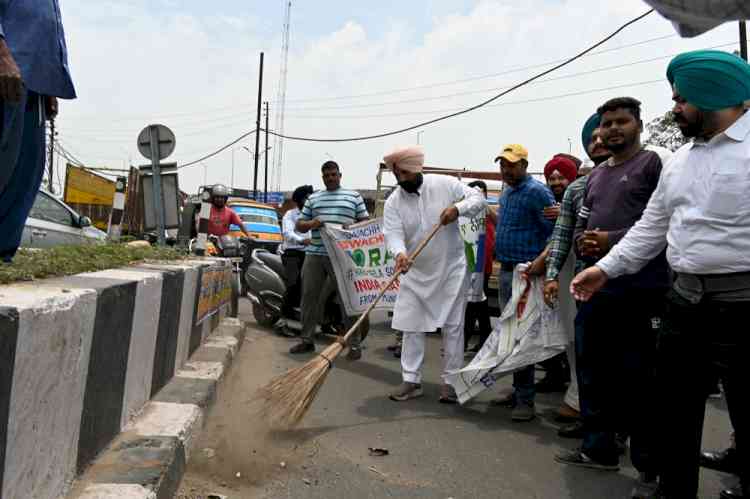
[54,0,743,195]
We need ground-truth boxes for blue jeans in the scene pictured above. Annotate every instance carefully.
[498,269,535,406]
[0,90,46,261]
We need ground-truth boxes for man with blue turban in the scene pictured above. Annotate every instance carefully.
[571,49,750,499]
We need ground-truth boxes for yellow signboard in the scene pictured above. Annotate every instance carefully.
[64,164,116,206]
[195,266,233,325]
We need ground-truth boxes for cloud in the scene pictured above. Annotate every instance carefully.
[56,0,738,195]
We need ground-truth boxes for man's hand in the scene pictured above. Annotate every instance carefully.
[580,229,609,258]
[570,267,609,302]
[543,280,559,307]
[395,252,412,274]
[311,218,324,229]
[302,238,312,246]
[439,205,459,226]
[543,204,561,220]
[0,40,23,103]
[45,96,58,120]
[524,256,546,278]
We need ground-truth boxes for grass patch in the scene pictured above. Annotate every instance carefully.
[0,243,186,285]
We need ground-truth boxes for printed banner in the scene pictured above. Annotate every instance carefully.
[459,206,487,303]
[320,218,399,316]
[195,264,233,325]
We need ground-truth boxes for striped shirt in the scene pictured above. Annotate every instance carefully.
[545,176,588,281]
[300,188,369,255]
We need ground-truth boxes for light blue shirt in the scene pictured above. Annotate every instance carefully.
[0,0,76,99]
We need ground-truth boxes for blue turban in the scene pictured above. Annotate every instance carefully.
[667,50,750,111]
[581,113,601,155]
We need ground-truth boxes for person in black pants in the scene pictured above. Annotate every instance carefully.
[571,50,750,499]
[279,185,313,317]
[556,98,670,499]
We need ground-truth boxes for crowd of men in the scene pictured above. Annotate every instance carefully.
[280,49,746,499]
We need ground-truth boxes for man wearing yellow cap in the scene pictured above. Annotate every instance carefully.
[571,50,750,499]
[491,144,556,422]
[382,145,486,403]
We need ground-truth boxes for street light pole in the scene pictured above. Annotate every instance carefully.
[231,148,235,188]
[417,130,424,144]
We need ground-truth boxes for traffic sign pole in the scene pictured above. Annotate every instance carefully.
[148,125,167,245]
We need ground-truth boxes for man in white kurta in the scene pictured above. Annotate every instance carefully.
[382,145,486,403]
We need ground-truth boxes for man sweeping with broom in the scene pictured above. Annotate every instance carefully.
[383,145,486,403]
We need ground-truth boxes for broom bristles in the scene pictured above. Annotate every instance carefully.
[254,342,344,428]
[253,223,445,428]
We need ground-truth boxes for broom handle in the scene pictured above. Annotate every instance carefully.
[340,222,443,345]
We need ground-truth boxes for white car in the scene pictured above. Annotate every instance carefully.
[21,190,107,248]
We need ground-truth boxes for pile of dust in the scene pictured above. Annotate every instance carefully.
[187,334,319,487]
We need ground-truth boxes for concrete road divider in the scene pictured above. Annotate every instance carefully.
[0,259,237,499]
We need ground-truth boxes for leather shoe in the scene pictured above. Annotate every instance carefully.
[289,342,315,354]
[720,485,745,499]
[701,447,738,474]
[558,421,585,439]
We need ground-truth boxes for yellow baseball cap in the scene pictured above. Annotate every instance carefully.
[495,144,528,163]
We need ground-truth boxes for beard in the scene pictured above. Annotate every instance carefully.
[675,114,704,138]
[399,173,424,194]
[605,137,632,153]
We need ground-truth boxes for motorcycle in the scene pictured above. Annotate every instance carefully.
[244,248,369,341]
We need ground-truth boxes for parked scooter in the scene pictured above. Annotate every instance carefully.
[245,248,368,341]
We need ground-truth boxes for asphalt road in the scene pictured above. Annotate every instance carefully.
[176,300,736,499]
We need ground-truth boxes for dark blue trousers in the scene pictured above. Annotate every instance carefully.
[576,290,665,472]
[0,91,46,261]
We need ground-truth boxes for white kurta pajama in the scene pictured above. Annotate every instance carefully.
[384,174,486,384]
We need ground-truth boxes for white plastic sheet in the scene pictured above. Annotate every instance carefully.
[445,264,567,404]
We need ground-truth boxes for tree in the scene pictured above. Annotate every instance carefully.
[644,111,690,151]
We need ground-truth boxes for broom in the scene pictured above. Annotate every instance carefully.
[255,222,444,428]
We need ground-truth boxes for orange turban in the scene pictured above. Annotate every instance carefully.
[383,145,424,173]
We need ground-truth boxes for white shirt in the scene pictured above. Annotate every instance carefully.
[278,207,310,253]
[384,174,486,332]
[598,111,750,278]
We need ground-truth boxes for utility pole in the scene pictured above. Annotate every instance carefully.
[253,52,264,201]
[48,120,56,194]
[264,101,269,203]
[740,21,748,61]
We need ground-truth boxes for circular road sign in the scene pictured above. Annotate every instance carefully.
[137,124,176,161]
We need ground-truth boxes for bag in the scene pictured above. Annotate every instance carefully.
[445,264,567,404]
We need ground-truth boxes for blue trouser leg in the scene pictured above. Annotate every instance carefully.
[579,291,663,470]
[0,91,46,260]
[498,269,536,406]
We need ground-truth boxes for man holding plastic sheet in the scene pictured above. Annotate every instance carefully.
[0,1,76,262]
[491,144,556,422]
[383,145,485,404]
[572,50,750,499]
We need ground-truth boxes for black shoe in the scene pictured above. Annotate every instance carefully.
[558,421,585,439]
[701,447,738,474]
[535,376,568,393]
[616,433,628,456]
[346,347,362,361]
[554,449,619,471]
[720,485,746,499]
[289,342,315,354]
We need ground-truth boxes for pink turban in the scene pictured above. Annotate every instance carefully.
[383,145,424,173]
[544,156,577,183]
